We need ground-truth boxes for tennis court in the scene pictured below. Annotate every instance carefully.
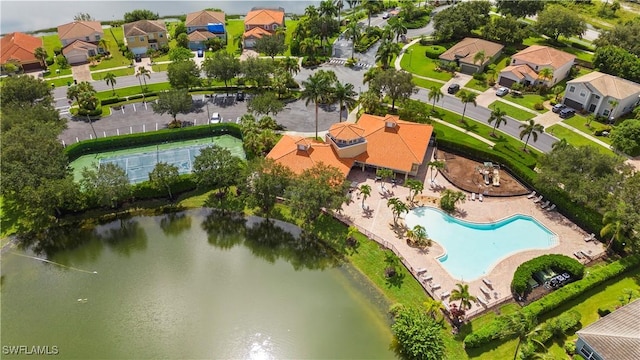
[71,135,245,184]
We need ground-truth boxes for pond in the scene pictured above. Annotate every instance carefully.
[1,210,395,359]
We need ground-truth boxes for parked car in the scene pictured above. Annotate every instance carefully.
[559,108,576,119]
[447,83,460,94]
[134,54,142,63]
[236,91,245,101]
[197,49,204,58]
[551,103,566,113]
[496,87,509,97]
[382,12,390,19]
[210,112,221,123]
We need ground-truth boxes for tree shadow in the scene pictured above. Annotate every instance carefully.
[159,212,193,237]
[95,217,148,257]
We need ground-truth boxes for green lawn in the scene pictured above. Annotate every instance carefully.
[91,67,135,80]
[151,63,169,72]
[413,76,445,90]
[400,44,454,81]
[96,82,172,100]
[546,124,615,156]
[488,100,537,121]
[504,93,550,113]
[42,34,62,55]
[43,67,72,78]
[225,20,244,54]
[88,27,131,70]
[46,76,74,88]
[563,115,613,145]
[464,78,491,92]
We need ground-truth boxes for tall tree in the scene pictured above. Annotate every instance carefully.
[167,60,201,89]
[80,163,131,209]
[388,17,407,43]
[427,160,445,183]
[192,145,243,194]
[241,57,275,88]
[151,89,192,122]
[375,39,402,69]
[502,311,543,360]
[201,51,240,87]
[433,1,491,41]
[1,75,52,106]
[247,92,284,117]
[148,162,180,200]
[371,68,416,111]
[600,209,628,251]
[359,184,371,209]
[301,72,334,138]
[406,179,424,203]
[537,67,554,84]
[450,283,478,310]
[593,19,640,57]
[345,21,361,59]
[34,47,48,69]
[280,56,300,76]
[123,9,159,22]
[427,85,443,111]
[611,119,640,155]
[104,72,117,95]
[439,189,466,213]
[496,0,545,18]
[387,197,409,226]
[487,106,507,137]
[457,90,478,123]
[241,158,294,218]
[391,306,445,360]
[519,119,544,151]
[332,81,358,122]
[135,66,151,93]
[536,4,586,42]
[254,34,287,59]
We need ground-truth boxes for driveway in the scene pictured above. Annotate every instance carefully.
[71,63,91,82]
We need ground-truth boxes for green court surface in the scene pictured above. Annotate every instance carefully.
[70,135,245,183]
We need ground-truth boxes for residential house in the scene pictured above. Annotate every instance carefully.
[563,71,640,120]
[57,21,104,64]
[575,299,640,360]
[498,45,575,88]
[438,37,503,74]
[185,10,226,50]
[267,114,434,180]
[0,32,43,71]
[123,20,168,55]
[243,7,285,49]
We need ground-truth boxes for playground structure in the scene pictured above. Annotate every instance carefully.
[475,162,501,187]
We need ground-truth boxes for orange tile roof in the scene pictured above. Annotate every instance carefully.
[57,21,103,41]
[354,114,433,173]
[0,32,42,64]
[328,123,365,141]
[188,29,216,41]
[266,135,355,176]
[62,40,97,55]
[245,8,285,26]
[439,37,503,65]
[185,10,226,27]
[243,26,272,39]
[511,45,575,70]
[501,64,539,80]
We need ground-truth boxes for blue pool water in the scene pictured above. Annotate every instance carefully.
[404,207,557,280]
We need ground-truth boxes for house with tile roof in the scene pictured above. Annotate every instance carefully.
[267,114,434,180]
[0,32,43,71]
[57,21,105,64]
[562,71,640,120]
[498,45,575,88]
[438,37,503,74]
[243,7,285,48]
[123,20,168,55]
[575,299,640,360]
[185,10,227,50]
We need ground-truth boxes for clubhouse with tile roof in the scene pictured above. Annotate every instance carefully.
[267,114,434,179]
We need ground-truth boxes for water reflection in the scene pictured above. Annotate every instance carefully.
[95,218,148,256]
[159,212,193,236]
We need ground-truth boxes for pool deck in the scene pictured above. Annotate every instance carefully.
[338,165,605,317]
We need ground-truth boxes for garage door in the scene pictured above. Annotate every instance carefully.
[563,98,583,111]
[66,53,87,64]
[460,64,477,74]
[498,76,517,88]
[131,47,147,55]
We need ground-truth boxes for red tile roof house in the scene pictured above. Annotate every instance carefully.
[0,32,44,72]
[498,45,575,88]
[242,8,285,49]
[267,114,434,181]
[185,10,227,50]
[438,37,504,74]
[57,21,105,64]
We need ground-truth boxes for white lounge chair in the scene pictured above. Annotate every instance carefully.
[440,291,450,299]
[573,251,583,260]
[478,297,488,306]
[546,204,556,212]
[584,234,594,242]
[421,275,433,282]
[471,193,476,201]
[533,195,543,203]
[527,191,536,199]
[430,283,441,290]
[480,286,491,296]
[540,200,550,209]
[478,194,484,202]
[416,268,427,275]
[482,278,493,287]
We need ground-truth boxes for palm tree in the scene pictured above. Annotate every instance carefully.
[281,56,300,76]
[601,210,627,251]
[359,89,380,114]
[333,81,358,122]
[519,119,544,151]
[502,311,544,360]
[423,298,445,321]
[97,38,109,54]
[34,47,48,69]
[427,160,445,183]
[450,283,478,311]
[551,138,569,151]
[458,90,478,123]
[335,0,344,25]
[299,37,321,60]
[388,17,407,43]
[428,85,443,111]
[375,39,401,69]
[487,107,507,137]
[362,0,378,27]
[387,197,409,225]
[233,33,244,50]
[376,168,394,189]
[363,66,381,86]
[359,184,371,208]
[473,50,487,67]
[537,67,554,85]
[136,66,151,93]
[345,21,362,59]
[104,72,117,95]
[319,0,338,17]
[411,225,429,247]
[301,72,333,139]
[405,179,424,203]
[552,85,564,102]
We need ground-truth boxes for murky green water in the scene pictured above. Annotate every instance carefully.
[1,210,395,359]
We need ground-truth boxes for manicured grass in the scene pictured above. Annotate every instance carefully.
[43,67,72,77]
[401,43,454,81]
[225,20,245,54]
[91,67,135,80]
[283,20,299,57]
[413,76,445,90]
[464,78,490,92]
[563,115,613,145]
[41,34,62,55]
[504,93,549,113]
[151,54,170,62]
[88,27,131,70]
[96,82,172,100]
[46,76,74,88]
[488,100,537,121]
[546,124,615,156]
[151,63,169,72]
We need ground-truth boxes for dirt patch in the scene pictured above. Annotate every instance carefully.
[436,150,529,197]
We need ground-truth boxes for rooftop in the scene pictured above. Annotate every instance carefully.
[0,32,42,64]
[123,20,166,37]
[57,21,103,40]
[185,10,226,27]
[439,37,503,65]
[511,45,575,69]
[568,71,640,99]
[245,8,285,26]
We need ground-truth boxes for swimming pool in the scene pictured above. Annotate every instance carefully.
[404,207,557,281]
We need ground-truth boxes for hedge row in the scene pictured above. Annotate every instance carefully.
[65,123,242,161]
[464,255,640,348]
[536,310,582,344]
[424,46,446,59]
[131,174,197,200]
[511,254,585,295]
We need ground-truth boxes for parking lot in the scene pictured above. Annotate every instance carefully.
[60,92,342,145]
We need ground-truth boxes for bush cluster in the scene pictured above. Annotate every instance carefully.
[511,254,584,296]
[536,310,582,344]
[132,174,197,200]
[424,45,446,59]
[464,255,640,348]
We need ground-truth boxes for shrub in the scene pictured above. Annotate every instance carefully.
[101,96,122,105]
[424,45,446,59]
[597,307,612,317]
[45,57,55,66]
[536,310,581,344]
[570,41,595,52]
[464,255,640,348]
[534,102,544,111]
[511,254,584,296]
[132,174,197,200]
[472,72,486,81]
[564,341,576,356]
[419,36,435,46]
[77,105,102,117]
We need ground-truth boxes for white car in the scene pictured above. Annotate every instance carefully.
[382,12,390,19]
[496,87,509,97]
[210,112,221,123]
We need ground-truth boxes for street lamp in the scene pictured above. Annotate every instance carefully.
[86,114,98,140]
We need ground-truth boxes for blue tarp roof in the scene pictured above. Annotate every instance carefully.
[207,23,224,33]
